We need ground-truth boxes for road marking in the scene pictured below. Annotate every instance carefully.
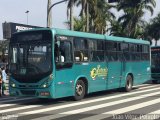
[133,84,158,90]
[133,84,151,88]
[131,109,160,120]
[31,91,160,120]
[0,105,42,113]
[0,84,153,104]
[0,104,17,108]
[0,97,35,104]
[19,85,160,116]
[80,98,160,120]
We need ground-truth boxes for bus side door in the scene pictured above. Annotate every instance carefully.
[54,40,74,98]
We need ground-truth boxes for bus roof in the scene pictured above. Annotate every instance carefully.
[52,28,105,40]
[106,35,150,45]
[53,28,149,45]
[151,46,160,48]
[12,28,150,45]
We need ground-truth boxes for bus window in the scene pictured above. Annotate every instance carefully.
[121,43,129,51]
[90,40,104,62]
[106,41,117,51]
[55,41,72,63]
[74,37,89,62]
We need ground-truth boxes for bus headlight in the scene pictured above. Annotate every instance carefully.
[11,83,16,88]
[41,76,53,88]
[12,83,16,87]
[42,84,47,88]
[41,81,49,88]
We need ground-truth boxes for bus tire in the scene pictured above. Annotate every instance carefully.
[74,80,85,101]
[125,74,133,92]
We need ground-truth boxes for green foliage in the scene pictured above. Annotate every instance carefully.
[144,13,160,42]
[66,0,115,34]
[0,40,9,55]
[66,0,157,38]
[116,0,156,38]
[0,40,9,62]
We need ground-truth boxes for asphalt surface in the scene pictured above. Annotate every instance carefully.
[0,83,160,120]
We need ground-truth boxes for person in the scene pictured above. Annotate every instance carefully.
[0,68,2,97]
[54,43,65,62]
[1,66,7,96]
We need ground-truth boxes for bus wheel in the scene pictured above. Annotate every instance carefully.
[125,75,133,92]
[74,80,85,101]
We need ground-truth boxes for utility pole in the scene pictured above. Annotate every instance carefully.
[47,0,68,28]
[47,0,52,28]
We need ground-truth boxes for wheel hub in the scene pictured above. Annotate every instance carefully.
[76,84,83,96]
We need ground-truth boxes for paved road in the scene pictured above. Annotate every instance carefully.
[0,83,160,120]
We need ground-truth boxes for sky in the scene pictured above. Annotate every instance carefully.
[0,0,160,40]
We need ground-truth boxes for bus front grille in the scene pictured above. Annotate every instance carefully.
[19,85,39,88]
[20,90,36,96]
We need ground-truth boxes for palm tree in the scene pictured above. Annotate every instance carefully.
[64,17,85,31]
[67,0,115,34]
[144,13,160,45]
[89,0,115,34]
[67,0,78,30]
[75,0,89,31]
[109,20,125,37]
[117,0,156,38]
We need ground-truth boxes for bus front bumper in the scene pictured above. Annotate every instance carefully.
[9,86,55,98]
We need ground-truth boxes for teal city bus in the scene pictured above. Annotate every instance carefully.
[9,28,150,100]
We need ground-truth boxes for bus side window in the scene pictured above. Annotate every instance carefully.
[90,39,104,62]
[74,51,83,62]
[74,37,89,62]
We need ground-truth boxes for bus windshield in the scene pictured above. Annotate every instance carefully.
[9,30,52,83]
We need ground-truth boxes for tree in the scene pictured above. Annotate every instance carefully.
[109,20,125,37]
[117,0,156,38]
[64,17,85,31]
[78,0,115,34]
[67,0,78,30]
[67,0,115,34]
[0,40,9,63]
[144,13,160,45]
[91,0,115,34]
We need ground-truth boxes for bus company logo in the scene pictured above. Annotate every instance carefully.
[90,65,108,79]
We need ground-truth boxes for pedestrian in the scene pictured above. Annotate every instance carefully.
[1,66,7,96]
